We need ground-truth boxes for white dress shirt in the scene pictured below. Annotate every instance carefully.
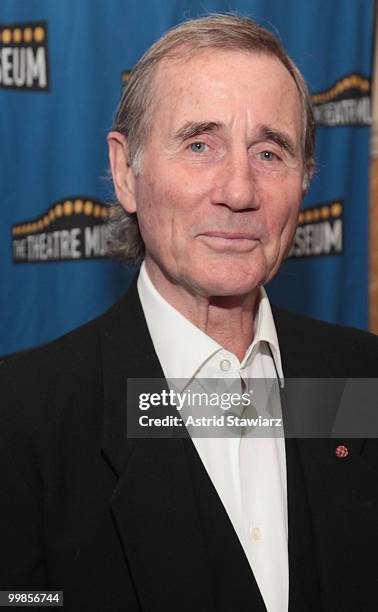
[137,262,288,612]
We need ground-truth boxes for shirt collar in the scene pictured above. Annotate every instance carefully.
[137,261,284,385]
[247,287,284,385]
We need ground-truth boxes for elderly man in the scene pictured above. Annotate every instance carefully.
[1,14,378,612]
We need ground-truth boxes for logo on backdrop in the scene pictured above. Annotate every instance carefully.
[311,73,371,127]
[12,198,110,263]
[289,200,343,258]
[0,21,49,91]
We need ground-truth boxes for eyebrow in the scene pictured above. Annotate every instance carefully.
[173,121,298,157]
[173,121,223,141]
[258,125,297,157]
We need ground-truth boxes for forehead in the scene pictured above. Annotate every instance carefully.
[150,49,302,138]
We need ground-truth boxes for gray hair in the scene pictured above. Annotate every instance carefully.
[108,13,315,263]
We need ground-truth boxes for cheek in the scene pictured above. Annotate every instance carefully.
[263,183,301,236]
[137,169,204,235]
[135,174,170,225]
[134,178,188,260]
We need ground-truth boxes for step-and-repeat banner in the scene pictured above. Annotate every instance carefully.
[1,0,374,355]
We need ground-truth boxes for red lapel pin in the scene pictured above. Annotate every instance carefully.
[335,444,348,458]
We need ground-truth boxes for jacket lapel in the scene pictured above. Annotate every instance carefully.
[274,306,378,610]
[99,279,215,610]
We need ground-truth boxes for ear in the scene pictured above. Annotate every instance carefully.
[107,131,137,213]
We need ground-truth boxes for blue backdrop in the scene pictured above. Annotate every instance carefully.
[1,0,374,355]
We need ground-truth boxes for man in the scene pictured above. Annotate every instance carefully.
[1,14,377,612]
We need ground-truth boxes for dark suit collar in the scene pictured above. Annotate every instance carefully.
[99,275,164,476]
[271,304,326,378]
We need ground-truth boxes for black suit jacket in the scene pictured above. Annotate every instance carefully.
[1,281,378,611]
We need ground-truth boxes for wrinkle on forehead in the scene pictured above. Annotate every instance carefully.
[153,48,300,104]
[149,49,302,148]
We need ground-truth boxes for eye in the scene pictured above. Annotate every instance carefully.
[189,142,207,153]
[259,150,279,161]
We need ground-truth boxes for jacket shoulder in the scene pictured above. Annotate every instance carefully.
[1,310,103,384]
[272,306,378,377]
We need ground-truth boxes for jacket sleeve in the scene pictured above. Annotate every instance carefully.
[0,361,47,588]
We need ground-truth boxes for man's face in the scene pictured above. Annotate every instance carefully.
[130,50,306,298]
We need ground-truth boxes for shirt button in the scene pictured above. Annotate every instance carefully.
[250,526,261,541]
[220,359,231,371]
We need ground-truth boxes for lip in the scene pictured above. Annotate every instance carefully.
[200,231,258,240]
[198,231,260,252]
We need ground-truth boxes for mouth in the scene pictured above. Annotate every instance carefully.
[198,231,261,252]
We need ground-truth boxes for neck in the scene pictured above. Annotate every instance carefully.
[145,261,259,362]
[200,294,258,361]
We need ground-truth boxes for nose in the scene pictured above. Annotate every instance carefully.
[212,149,259,212]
